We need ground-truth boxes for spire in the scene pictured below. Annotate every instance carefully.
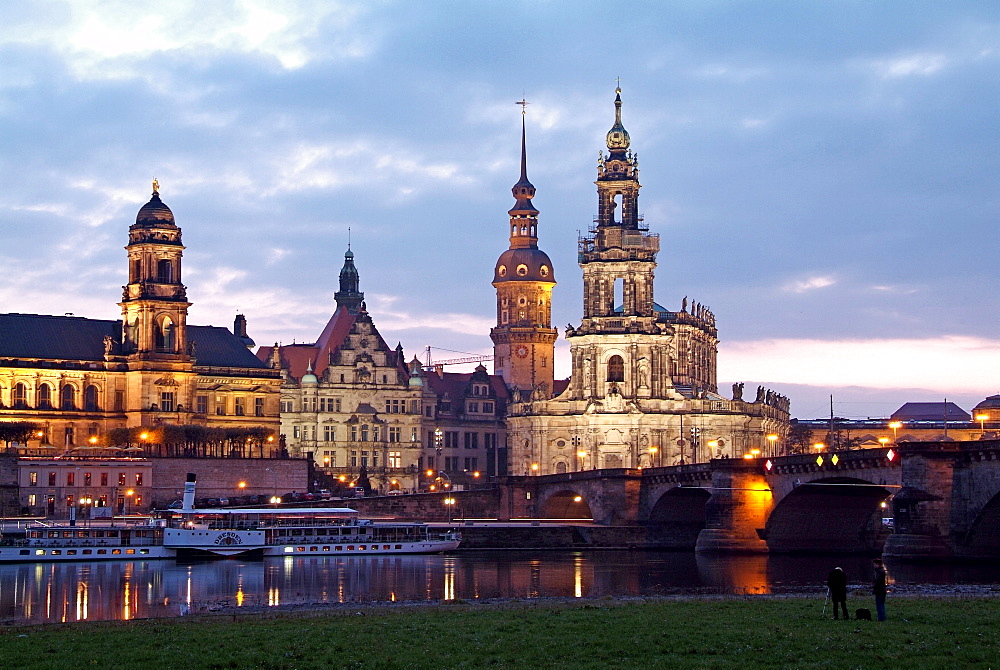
[605,86,631,155]
[507,102,539,249]
[334,245,364,314]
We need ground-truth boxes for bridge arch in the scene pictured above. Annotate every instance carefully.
[647,486,711,549]
[764,477,892,553]
[964,490,1000,556]
[538,488,594,519]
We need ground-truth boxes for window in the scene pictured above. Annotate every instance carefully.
[100,473,108,486]
[197,395,209,414]
[388,451,401,468]
[157,259,174,283]
[216,397,227,415]
[425,406,433,417]
[135,473,143,486]
[131,259,141,282]
[293,426,301,439]
[372,452,379,468]
[160,392,174,412]
[235,397,245,416]
[350,451,357,467]
[361,425,369,442]
[38,384,53,410]
[84,385,99,411]
[61,385,77,411]
[411,428,419,442]
[388,427,401,442]
[467,402,479,413]
[464,457,478,471]
[485,433,497,450]
[67,472,75,487]
[64,426,75,446]
[13,383,28,409]
[350,425,357,441]
[483,402,494,413]
[29,472,37,486]
[464,432,479,449]
[608,355,625,382]
[28,494,36,506]
[48,472,56,486]
[335,398,342,412]
[84,472,92,487]
[114,391,125,412]
[255,397,265,417]
[444,432,459,449]
[372,426,380,442]
[118,473,126,486]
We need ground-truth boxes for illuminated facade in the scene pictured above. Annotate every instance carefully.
[260,250,508,493]
[506,89,789,475]
[0,183,282,453]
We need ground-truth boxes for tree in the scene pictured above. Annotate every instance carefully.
[786,422,814,454]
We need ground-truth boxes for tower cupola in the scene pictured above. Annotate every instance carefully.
[334,246,364,314]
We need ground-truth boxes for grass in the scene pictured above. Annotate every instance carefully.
[1,596,998,669]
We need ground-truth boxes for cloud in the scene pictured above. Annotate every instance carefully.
[872,53,948,78]
[721,336,1000,392]
[782,276,836,293]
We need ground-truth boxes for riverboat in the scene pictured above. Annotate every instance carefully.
[0,520,173,562]
[163,507,462,558]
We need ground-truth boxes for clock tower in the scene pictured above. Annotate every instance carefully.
[490,107,557,396]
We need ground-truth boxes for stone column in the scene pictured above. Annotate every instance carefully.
[695,458,772,553]
[883,445,957,559]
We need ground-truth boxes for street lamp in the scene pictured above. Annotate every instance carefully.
[888,421,902,444]
[443,496,456,521]
[766,434,778,456]
[530,463,539,474]
[124,489,134,516]
[577,450,587,471]
[648,446,658,468]
[814,442,825,452]
[976,414,989,437]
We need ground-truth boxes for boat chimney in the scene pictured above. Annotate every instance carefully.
[183,473,197,510]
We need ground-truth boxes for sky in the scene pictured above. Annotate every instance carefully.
[1,1,998,421]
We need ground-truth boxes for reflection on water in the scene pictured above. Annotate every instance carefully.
[2,551,999,624]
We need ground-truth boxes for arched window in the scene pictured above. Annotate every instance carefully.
[38,384,53,410]
[157,259,174,283]
[84,385,99,411]
[155,317,175,353]
[555,462,567,474]
[13,382,28,409]
[61,385,76,410]
[607,355,624,382]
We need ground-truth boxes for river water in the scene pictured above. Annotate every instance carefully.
[3,551,999,624]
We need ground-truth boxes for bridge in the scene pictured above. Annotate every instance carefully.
[493,441,1000,558]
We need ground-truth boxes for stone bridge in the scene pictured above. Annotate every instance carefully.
[498,441,1000,557]
[499,446,904,554]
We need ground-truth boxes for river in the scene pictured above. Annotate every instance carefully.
[3,551,999,624]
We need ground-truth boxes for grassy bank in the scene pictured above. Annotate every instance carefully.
[1,596,997,669]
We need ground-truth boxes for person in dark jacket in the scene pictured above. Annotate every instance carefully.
[873,558,888,621]
[826,567,848,619]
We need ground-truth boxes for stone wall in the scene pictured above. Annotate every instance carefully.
[149,458,310,507]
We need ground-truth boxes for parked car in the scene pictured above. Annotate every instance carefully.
[354,487,366,498]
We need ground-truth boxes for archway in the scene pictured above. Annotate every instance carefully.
[964,490,1000,556]
[648,486,712,549]
[539,489,593,519]
[764,478,892,553]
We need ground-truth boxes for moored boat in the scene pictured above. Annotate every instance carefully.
[0,520,172,562]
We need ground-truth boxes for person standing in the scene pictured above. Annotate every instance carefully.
[873,558,888,621]
[826,567,848,619]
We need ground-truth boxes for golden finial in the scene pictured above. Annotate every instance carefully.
[616,76,621,94]
[152,178,160,195]
[516,98,529,115]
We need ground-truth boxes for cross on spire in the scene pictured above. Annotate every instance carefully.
[516,98,529,115]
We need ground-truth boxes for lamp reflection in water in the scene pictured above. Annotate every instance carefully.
[443,557,456,601]
[574,554,584,598]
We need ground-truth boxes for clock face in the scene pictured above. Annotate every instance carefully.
[515,345,529,358]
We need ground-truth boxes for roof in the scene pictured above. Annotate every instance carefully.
[424,368,510,403]
[0,313,268,369]
[891,402,970,422]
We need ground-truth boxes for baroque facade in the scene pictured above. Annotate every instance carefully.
[0,183,282,454]
[506,89,790,475]
[260,250,508,493]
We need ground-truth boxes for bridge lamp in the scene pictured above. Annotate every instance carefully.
[878,437,890,447]
[976,414,989,434]
[648,446,658,467]
[573,495,583,503]
[766,434,778,455]
[888,421,902,443]
[531,463,539,473]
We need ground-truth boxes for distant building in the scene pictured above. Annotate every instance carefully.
[259,249,508,493]
[505,89,788,474]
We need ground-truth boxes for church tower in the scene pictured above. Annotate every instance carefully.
[119,179,191,360]
[334,246,365,314]
[490,107,557,395]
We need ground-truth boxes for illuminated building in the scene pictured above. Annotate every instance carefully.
[505,88,789,474]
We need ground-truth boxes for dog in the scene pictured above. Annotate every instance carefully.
[855,608,872,621]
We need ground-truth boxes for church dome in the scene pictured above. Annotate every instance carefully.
[135,192,176,227]
[494,247,555,284]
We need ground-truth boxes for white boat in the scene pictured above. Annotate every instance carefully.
[163,507,462,558]
[0,474,460,562]
[0,520,173,562]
